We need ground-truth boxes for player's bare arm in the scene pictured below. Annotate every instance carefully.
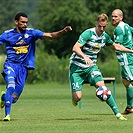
[42,26,72,39]
[72,42,94,66]
[110,43,133,53]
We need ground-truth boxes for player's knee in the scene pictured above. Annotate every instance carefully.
[12,94,19,103]
[12,97,18,103]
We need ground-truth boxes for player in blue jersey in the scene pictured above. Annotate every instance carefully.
[111,9,133,114]
[69,13,133,121]
[0,12,72,121]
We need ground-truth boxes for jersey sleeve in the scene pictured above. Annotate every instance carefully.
[0,32,6,45]
[77,29,91,45]
[32,29,44,40]
[105,33,114,46]
[129,26,133,34]
[114,26,124,44]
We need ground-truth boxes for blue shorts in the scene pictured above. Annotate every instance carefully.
[2,62,28,97]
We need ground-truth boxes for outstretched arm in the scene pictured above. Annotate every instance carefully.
[110,43,133,53]
[42,26,72,39]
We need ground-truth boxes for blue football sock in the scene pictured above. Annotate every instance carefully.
[5,87,14,116]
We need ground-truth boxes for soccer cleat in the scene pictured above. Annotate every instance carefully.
[72,99,78,106]
[0,91,5,108]
[122,107,133,115]
[3,115,10,121]
[117,114,127,121]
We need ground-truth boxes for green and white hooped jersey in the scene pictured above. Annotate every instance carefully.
[70,28,113,68]
[114,21,133,66]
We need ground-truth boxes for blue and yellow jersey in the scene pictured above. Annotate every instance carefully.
[0,28,44,69]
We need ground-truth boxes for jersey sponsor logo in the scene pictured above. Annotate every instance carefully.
[16,40,26,45]
[13,45,29,54]
[86,43,101,52]
[86,41,105,53]
[93,45,100,52]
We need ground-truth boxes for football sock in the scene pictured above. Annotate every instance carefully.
[5,87,14,116]
[126,86,133,108]
[106,95,119,115]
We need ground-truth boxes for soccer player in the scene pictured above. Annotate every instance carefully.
[111,9,133,114]
[69,13,133,120]
[0,12,72,121]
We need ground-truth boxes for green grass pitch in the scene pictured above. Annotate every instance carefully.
[0,83,133,133]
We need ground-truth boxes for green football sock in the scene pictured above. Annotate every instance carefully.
[126,86,133,108]
[106,95,119,115]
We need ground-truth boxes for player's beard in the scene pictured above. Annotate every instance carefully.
[18,26,27,32]
[111,20,118,26]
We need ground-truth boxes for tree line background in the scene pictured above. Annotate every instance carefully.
[0,0,133,84]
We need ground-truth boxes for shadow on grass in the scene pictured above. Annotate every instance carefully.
[56,118,102,121]
[83,113,113,115]
[56,114,112,121]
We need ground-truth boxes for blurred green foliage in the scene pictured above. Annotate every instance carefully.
[0,52,122,84]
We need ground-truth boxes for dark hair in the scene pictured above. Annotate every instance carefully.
[15,12,28,21]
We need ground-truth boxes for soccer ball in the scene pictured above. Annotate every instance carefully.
[96,86,111,101]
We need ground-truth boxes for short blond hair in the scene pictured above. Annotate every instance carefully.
[96,13,108,22]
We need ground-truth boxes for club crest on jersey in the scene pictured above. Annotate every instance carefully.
[24,33,29,38]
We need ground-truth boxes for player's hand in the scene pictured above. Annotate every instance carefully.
[84,56,94,67]
[63,26,72,33]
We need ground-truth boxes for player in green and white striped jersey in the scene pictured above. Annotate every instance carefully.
[112,9,133,114]
[69,13,133,120]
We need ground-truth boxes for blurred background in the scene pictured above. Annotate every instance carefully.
[0,0,133,84]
